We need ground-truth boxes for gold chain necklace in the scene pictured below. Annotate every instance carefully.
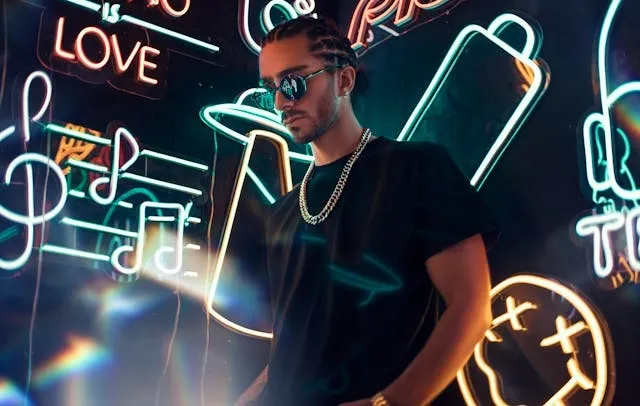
[299,128,372,225]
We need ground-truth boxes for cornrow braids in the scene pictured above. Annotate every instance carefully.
[261,15,358,70]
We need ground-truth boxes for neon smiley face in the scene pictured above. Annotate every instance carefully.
[457,274,615,406]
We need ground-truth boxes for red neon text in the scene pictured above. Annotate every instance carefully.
[140,0,191,17]
[348,0,452,50]
[53,17,160,86]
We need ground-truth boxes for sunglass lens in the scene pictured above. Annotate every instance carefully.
[281,76,306,100]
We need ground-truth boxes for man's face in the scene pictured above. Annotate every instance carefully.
[259,35,340,144]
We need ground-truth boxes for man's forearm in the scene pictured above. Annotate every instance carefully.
[234,366,268,406]
[383,303,490,405]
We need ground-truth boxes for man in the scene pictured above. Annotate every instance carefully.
[235,15,499,406]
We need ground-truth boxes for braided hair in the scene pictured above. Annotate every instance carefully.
[261,15,368,97]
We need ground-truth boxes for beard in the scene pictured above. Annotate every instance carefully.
[289,99,340,145]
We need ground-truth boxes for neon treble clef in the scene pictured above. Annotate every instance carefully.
[0,71,68,271]
[88,126,140,205]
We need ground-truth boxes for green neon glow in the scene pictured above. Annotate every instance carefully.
[200,89,313,204]
[0,226,19,244]
[575,0,640,280]
[329,254,403,307]
[260,0,298,34]
[61,217,138,238]
[67,166,89,197]
[41,244,110,261]
[396,13,549,189]
[246,167,276,204]
[239,0,317,55]
[59,0,221,53]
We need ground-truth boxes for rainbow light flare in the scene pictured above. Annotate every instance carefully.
[34,335,110,388]
[0,379,31,405]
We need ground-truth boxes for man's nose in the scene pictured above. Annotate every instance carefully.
[274,90,293,112]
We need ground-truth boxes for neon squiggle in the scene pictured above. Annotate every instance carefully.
[238,0,317,55]
[0,71,68,271]
[111,201,190,275]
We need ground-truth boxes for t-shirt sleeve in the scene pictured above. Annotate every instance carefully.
[413,143,500,261]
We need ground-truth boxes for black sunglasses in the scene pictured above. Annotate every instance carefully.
[254,65,342,110]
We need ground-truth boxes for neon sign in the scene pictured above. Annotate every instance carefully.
[347,0,463,55]
[574,0,640,288]
[239,0,318,55]
[56,0,218,52]
[0,71,68,271]
[396,12,549,189]
[0,70,207,281]
[200,12,549,337]
[52,17,162,86]
[457,274,615,406]
[31,0,221,98]
[43,122,206,277]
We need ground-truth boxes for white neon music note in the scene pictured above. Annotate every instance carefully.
[88,127,140,205]
[110,201,189,275]
[0,71,68,271]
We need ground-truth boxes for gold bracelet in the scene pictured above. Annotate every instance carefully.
[371,392,391,406]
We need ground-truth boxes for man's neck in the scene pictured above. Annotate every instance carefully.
[310,112,365,166]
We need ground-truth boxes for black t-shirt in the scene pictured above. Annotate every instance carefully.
[259,137,498,405]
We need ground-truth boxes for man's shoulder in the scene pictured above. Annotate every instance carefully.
[377,138,447,163]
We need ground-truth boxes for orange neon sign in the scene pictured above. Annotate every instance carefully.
[457,274,615,406]
[347,0,462,53]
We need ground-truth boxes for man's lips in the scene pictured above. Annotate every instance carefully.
[284,115,303,125]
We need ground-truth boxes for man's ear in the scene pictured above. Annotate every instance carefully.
[338,66,356,96]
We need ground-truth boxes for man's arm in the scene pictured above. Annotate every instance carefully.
[233,366,268,406]
[382,233,492,406]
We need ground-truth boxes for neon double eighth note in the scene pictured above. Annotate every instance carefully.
[110,201,192,275]
[395,12,549,189]
[0,71,68,271]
